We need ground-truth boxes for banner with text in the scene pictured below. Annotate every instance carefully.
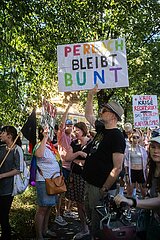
[41,98,57,140]
[133,95,159,128]
[57,38,129,92]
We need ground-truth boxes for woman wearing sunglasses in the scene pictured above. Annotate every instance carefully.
[124,130,148,198]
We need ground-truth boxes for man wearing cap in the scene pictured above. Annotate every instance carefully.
[83,85,126,240]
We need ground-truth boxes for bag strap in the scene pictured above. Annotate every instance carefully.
[37,165,44,177]
[50,172,61,179]
[37,166,61,180]
[0,134,19,168]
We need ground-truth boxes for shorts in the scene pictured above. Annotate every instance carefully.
[131,169,145,184]
[36,181,58,206]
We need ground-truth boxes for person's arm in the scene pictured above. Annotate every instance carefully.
[59,102,72,130]
[114,194,160,209]
[85,85,99,127]
[0,169,19,179]
[35,130,48,158]
[57,102,72,145]
[65,146,87,162]
[101,153,124,192]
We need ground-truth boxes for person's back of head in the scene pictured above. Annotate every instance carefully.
[123,122,133,139]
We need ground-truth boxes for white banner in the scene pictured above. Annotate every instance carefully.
[41,98,57,140]
[57,38,129,92]
[133,95,159,128]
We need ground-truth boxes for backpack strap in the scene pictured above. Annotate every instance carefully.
[0,134,19,168]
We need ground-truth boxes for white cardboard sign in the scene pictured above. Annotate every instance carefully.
[133,95,159,128]
[57,38,129,92]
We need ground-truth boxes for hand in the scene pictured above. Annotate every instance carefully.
[43,126,49,139]
[114,194,132,206]
[88,84,100,96]
[78,151,87,158]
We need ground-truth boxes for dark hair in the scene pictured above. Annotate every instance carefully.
[74,122,88,136]
[1,126,22,146]
[38,126,44,141]
[147,147,160,192]
[54,124,59,131]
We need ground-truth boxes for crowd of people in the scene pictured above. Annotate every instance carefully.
[0,86,160,240]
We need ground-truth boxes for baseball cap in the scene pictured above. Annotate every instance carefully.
[65,119,73,125]
[149,135,160,144]
[102,100,124,121]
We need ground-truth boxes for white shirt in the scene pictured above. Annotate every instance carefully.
[36,145,60,181]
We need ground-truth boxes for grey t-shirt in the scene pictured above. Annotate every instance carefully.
[0,145,22,196]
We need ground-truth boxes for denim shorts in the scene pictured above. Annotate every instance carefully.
[36,181,58,206]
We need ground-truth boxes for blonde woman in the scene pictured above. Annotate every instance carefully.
[124,130,148,198]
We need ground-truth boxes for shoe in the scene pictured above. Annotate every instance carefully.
[63,211,78,218]
[54,215,68,226]
[73,230,90,239]
[43,229,57,237]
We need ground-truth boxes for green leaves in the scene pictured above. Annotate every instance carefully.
[0,0,159,125]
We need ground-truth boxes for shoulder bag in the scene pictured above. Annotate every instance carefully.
[37,166,67,195]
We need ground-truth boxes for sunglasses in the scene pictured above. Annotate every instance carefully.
[133,136,140,139]
[101,108,113,114]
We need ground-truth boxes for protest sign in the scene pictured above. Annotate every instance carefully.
[133,95,159,128]
[57,38,129,92]
[41,97,57,140]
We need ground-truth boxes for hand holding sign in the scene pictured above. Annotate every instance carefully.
[88,84,100,96]
[42,125,49,139]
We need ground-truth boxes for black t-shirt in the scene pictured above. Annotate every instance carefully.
[82,125,126,189]
[71,138,92,159]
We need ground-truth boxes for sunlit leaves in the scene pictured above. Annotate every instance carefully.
[0,0,159,125]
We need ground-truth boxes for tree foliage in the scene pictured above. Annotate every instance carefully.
[0,0,159,125]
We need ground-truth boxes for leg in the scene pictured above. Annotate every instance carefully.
[43,206,52,233]
[55,195,62,217]
[84,183,102,239]
[139,184,146,198]
[126,182,134,197]
[35,206,48,239]
[77,202,89,232]
[0,195,14,240]
[54,196,67,226]
[132,183,137,198]
[119,176,125,195]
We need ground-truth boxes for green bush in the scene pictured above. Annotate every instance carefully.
[10,186,37,239]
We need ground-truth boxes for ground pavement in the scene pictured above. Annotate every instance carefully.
[11,210,90,240]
